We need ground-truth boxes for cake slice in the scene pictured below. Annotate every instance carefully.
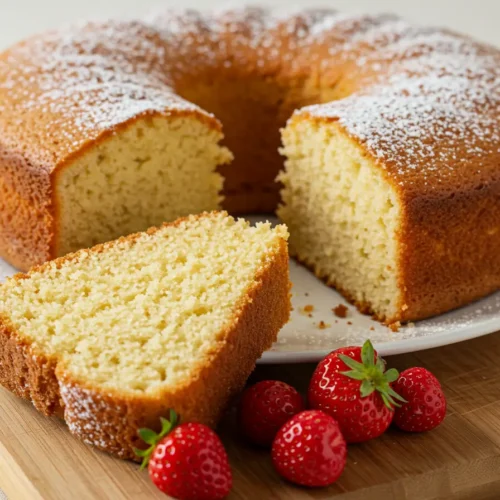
[0,211,290,459]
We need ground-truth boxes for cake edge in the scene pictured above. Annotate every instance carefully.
[0,211,291,459]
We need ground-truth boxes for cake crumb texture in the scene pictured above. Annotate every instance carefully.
[0,6,499,322]
[279,121,401,322]
[0,212,290,459]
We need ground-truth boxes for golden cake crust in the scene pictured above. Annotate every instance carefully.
[288,111,500,324]
[0,20,222,270]
[0,212,291,459]
[2,7,498,271]
[277,14,499,323]
[1,6,499,322]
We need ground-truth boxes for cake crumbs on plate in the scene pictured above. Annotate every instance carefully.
[389,321,401,332]
[317,320,330,329]
[333,304,348,318]
[347,321,353,325]
[298,304,314,316]
[370,326,375,331]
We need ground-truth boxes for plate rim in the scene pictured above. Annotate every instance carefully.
[258,315,500,364]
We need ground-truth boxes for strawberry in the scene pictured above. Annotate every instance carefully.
[238,380,305,447]
[135,411,232,500]
[308,339,405,443]
[271,410,347,487]
[392,367,447,432]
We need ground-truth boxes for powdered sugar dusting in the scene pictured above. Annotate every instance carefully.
[298,20,500,189]
[3,5,498,179]
[0,19,210,164]
[320,75,498,182]
[59,379,130,456]
[146,7,397,68]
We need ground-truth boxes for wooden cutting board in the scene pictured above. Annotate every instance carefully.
[1,333,500,500]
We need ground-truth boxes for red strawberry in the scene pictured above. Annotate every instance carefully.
[392,367,447,432]
[238,380,305,446]
[271,410,347,487]
[308,339,405,443]
[135,411,232,500]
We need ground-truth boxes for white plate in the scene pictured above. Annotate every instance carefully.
[249,217,500,363]
[1,216,499,365]
[261,258,500,364]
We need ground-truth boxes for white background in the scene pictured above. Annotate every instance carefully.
[0,0,499,50]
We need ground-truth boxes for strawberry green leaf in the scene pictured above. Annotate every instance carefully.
[160,417,172,436]
[341,369,367,381]
[376,357,386,372]
[384,368,399,383]
[360,379,376,398]
[380,392,391,409]
[338,339,405,410]
[140,456,151,471]
[169,408,178,427]
[135,409,180,469]
[338,353,365,371]
[388,387,407,403]
[133,447,151,458]
[134,444,156,470]
[361,339,375,367]
[138,428,158,445]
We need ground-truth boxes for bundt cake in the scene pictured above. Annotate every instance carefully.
[0,211,290,459]
[0,7,499,324]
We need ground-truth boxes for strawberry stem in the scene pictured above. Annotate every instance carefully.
[339,340,407,409]
[134,410,179,469]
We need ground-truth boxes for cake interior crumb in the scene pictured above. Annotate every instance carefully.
[0,213,288,393]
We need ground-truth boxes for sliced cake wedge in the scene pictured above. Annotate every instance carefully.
[0,211,290,459]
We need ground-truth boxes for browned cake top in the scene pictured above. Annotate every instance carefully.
[0,20,216,173]
[0,6,499,195]
[298,22,500,197]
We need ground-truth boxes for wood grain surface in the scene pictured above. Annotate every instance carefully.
[1,333,500,500]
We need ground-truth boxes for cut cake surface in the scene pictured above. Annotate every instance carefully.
[0,211,291,459]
